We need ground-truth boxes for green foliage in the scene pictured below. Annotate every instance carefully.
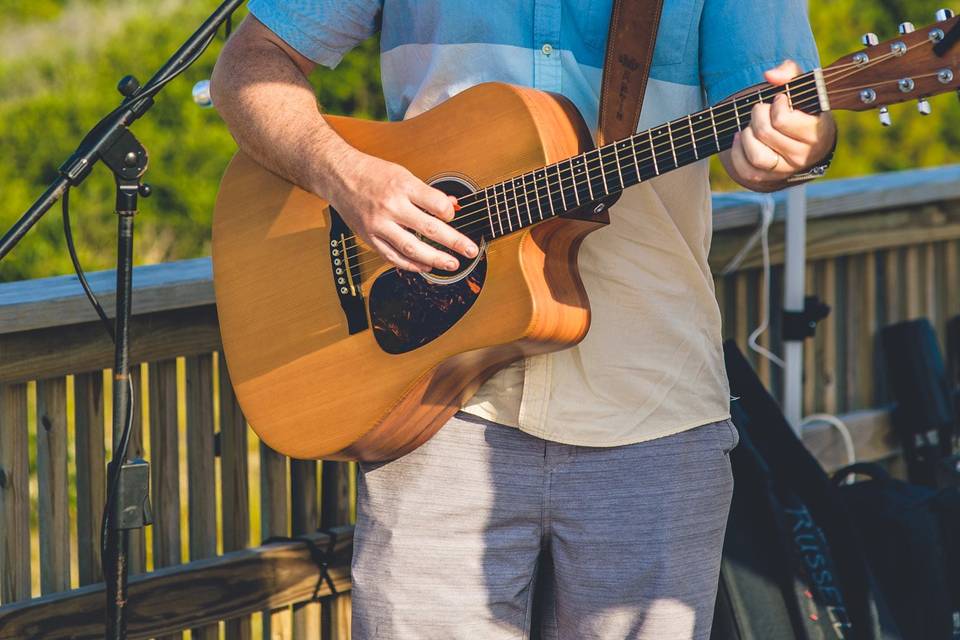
[0,0,382,281]
[2,1,958,281]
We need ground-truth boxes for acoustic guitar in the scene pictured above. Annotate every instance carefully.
[213,14,960,460]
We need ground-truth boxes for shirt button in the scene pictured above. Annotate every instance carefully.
[541,43,554,56]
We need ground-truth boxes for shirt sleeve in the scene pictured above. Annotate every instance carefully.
[247,0,383,68]
[699,0,820,105]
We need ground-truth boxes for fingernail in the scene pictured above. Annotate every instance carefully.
[466,244,479,257]
[446,260,459,271]
[453,202,462,212]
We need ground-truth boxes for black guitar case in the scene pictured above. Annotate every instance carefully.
[712,341,900,640]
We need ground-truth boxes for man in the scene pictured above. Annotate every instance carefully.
[211,2,835,638]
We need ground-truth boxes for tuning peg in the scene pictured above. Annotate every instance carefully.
[898,21,916,34]
[936,8,955,21]
[861,32,879,46]
[879,106,892,126]
[918,98,932,115]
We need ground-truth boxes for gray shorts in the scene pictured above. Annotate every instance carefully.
[352,412,738,639]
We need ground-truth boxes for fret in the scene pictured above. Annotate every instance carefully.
[509,178,524,230]
[732,100,741,130]
[568,158,581,206]
[651,126,675,172]
[687,116,698,160]
[597,146,611,194]
[583,151,596,200]
[613,143,626,189]
[671,117,695,167]
[486,186,504,236]
[630,136,641,183]
[709,106,720,152]
[518,175,533,226]
[498,182,512,232]
[785,82,793,109]
[648,130,660,176]
[549,164,565,212]
[691,112,715,160]
[530,170,546,220]
[666,121,678,168]
[482,187,496,238]
[510,178,523,230]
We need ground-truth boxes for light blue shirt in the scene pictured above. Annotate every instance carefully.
[248,0,819,130]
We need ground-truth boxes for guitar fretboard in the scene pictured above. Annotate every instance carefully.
[454,70,825,240]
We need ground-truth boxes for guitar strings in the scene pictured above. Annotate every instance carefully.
[342,40,922,269]
[339,82,823,269]
[342,85,825,270]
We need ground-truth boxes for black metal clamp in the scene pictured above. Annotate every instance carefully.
[782,295,832,341]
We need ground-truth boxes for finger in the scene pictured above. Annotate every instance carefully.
[767,94,821,145]
[409,182,456,223]
[368,235,431,273]
[751,98,810,167]
[739,127,785,175]
[404,205,479,259]
[381,221,461,272]
[730,133,764,183]
[763,59,804,86]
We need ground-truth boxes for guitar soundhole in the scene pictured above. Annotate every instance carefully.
[369,176,487,355]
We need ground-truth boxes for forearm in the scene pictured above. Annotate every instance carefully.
[210,17,353,198]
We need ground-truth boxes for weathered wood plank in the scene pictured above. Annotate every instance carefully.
[185,354,218,640]
[36,377,71,594]
[0,527,354,640]
[74,372,105,586]
[0,305,221,385]
[0,383,31,603]
[0,258,213,335]
[219,356,252,640]
[291,460,321,640]
[148,360,182,572]
[260,441,290,640]
[322,462,353,640]
[148,359,183,640]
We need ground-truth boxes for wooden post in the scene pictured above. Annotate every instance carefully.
[0,383,31,603]
[148,359,181,640]
[291,459,321,639]
[321,462,353,640]
[185,355,218,640]
[74,372,106,586]
[37,377,71,594]
[219,356,252,640]
[261,442,291,640]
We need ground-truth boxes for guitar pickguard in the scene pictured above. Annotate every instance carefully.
[369,257,487,355]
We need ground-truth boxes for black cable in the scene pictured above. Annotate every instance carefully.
[62,188,115,341]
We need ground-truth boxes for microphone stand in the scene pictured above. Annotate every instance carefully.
[0,1,246,637]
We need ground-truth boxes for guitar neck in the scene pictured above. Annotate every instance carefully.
[455,69,827,240]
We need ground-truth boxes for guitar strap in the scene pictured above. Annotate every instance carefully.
[596,0,665,147]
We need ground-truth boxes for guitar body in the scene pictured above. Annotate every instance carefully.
[212,83,605,460]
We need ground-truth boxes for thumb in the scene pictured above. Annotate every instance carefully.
[764,59,804,86]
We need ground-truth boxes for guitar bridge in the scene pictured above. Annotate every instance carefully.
[329,207,369,334]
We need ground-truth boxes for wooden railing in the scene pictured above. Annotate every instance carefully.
[3,164,960,637]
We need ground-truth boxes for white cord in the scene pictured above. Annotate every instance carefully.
[720,194,785,368]
[800,413,857,481]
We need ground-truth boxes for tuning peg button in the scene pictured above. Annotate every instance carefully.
[861,32,879,46]
[899,21,916,34]
[936,8,955,21]
[918,98,932,115]
[879,106,892,126]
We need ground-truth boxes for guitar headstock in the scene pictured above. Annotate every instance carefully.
[824,9,960,123]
